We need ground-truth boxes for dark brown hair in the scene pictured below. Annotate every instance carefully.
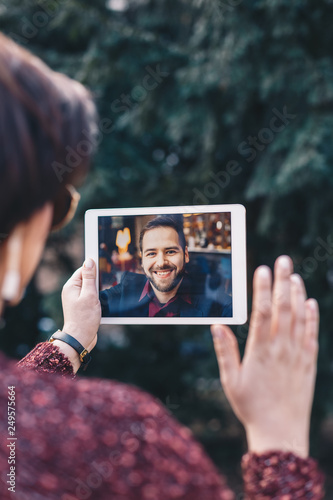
[139,215,186,253]
[0,33,97,238]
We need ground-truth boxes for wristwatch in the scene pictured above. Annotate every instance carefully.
[49,330,92,370]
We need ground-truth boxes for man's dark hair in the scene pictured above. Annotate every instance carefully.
[0,33,97,238]
[139,215,186,253]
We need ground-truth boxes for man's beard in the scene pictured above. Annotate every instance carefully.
[145,263,186,293]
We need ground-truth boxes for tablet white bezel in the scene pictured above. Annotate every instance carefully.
[85,204,247,325]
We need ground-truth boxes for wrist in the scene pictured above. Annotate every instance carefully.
[51,339,81,373]
[246,424,309,458]
[50,329,92,371]
[62,322,83,339]
[62,322,98,347]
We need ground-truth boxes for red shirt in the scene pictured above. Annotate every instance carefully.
[139,279,192,317]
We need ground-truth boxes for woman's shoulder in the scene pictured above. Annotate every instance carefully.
[0,349,233,500]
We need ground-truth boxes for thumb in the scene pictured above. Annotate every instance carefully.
[81,258,97,295]
[211,325,241,393]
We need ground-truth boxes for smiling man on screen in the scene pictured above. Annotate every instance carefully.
[100,216,232,318]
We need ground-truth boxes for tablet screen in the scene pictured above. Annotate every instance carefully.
[85,205,246,324]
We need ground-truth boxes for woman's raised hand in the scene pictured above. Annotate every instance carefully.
[211,255,319,458]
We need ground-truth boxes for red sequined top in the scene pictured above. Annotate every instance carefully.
[0,343,325,499]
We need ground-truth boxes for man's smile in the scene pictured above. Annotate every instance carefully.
[152,269,174,278]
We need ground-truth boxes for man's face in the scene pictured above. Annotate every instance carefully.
[141,226,189,294]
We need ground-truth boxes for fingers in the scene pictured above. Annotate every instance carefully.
[62,259,97,299]
[270,256,293,339]
[67,267,83,286]
[290,274,307,344]
[61,267,83,301]
[304,299,319,356]
[81,258,98,296]
[211,325,240,392]
[248,265,272,345]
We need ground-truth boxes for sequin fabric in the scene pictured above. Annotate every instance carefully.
[0,343,325,499]
[17,342,74,375]
[242,451,325,499]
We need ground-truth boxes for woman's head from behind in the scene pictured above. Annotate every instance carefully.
[0,33,97,311]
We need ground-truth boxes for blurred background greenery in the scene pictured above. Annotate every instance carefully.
[1,0,333,495]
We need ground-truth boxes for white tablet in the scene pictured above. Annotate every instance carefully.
[85,204,247,325]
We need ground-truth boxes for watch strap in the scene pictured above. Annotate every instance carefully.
[49,330,92,370]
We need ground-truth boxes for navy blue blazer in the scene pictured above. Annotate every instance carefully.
[100,272,232,318]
